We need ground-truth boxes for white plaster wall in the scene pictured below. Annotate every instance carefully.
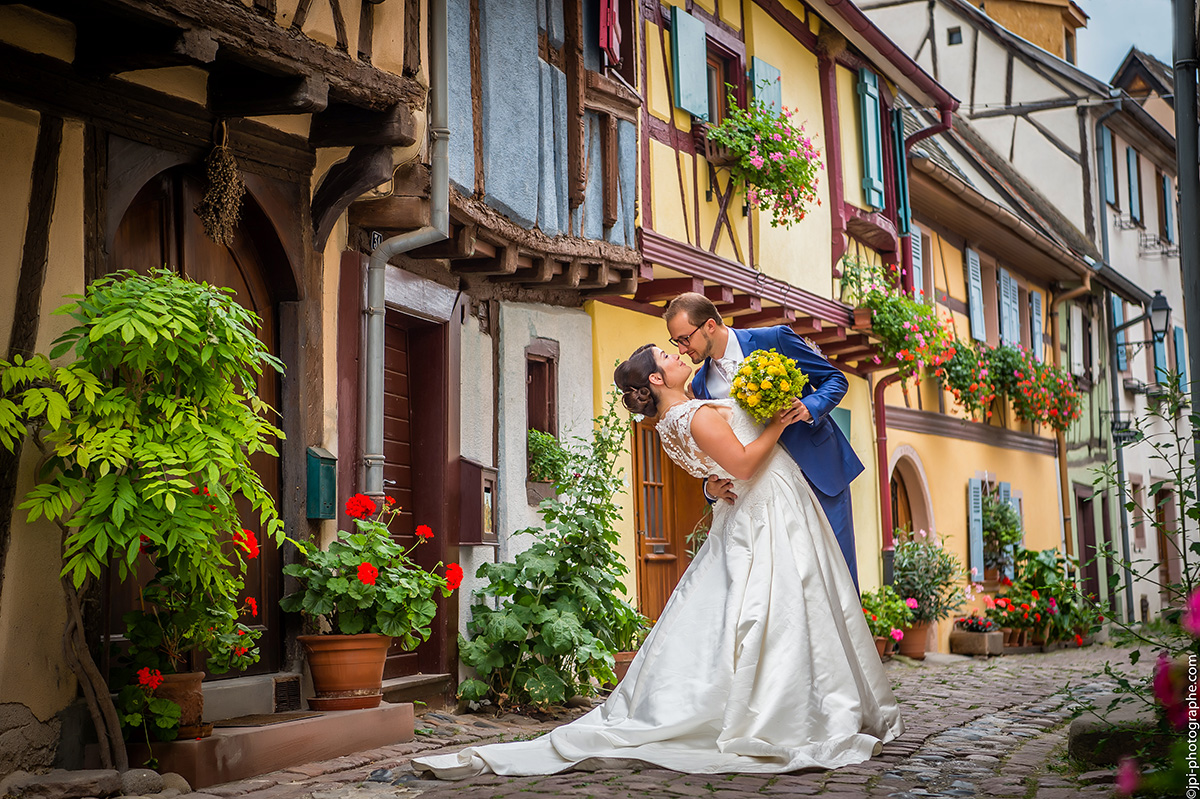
[1011,118,1083,227]
[1009,59,1069,105]
[1027,107,1081,153]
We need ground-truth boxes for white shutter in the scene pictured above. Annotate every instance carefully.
[967,249,986,342]
[999,268,1013,344]
[1008,274,1020,348]
[910,225,925,303]
[1030,291,1044,362]
[968,479,985,582]
[1080,302,1089,376]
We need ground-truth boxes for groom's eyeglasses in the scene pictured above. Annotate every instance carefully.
[669,324,703,348]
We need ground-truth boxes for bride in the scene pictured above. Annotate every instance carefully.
[413,344,903,779]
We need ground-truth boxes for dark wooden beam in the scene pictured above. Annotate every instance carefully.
[311,103,418,148]
[456,246,519,276]
[808,325,847,343]
[634,277,702,303]
[738,307,797,328]
[821,335,871,355]
[210,69,329,116]
[409,224,480,259]
[718,295,763,318]
[576,262,611,290]
[311,145,392,250]
[547,259,586,288]
[348,195,430,231]
[492,256,556,284]
[76,25,218,74]
[791,316,821,335]
[704,285,735,304]
[585,268,639,296]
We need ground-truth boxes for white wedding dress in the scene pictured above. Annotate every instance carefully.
[413,398,903,778]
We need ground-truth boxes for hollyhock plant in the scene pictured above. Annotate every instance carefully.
[1181,587,1200,636]
[282,498,456,650]
[705,80,822,228]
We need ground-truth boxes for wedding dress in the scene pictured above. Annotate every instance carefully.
[413,398,903,778]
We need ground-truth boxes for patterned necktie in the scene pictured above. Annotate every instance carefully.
[715,357,740,382]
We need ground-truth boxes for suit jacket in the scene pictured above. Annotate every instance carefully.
[690,325,865,497]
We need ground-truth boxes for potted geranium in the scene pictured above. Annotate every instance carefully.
[860,585,912,658]
[892,530,966,659]
[703,80,822,228]
[949,613,1004,655]
[281,494,461,709]
[982,488,1023,581]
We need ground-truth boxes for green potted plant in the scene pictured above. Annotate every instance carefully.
[609,606,653,685]
[704,80,823,228]
[892,530,966,659]
[981,488,1023,581]
[527,428,567,505]
[280,494,459,709]
[0,269,284,770]
[860,585,913,658]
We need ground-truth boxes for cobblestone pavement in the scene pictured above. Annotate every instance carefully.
[189,645,1149,799]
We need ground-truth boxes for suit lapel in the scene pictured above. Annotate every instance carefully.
[693,360,712,399]
[733,326,756,357]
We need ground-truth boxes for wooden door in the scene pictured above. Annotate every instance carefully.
[105,168,284,677]
[1157,489,1182,607]
[382,309,448,677]
[890,471,913,535]
[1075,485,1101,603]
[631,420,707,620]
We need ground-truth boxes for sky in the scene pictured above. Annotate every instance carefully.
[1075,0,1174,82]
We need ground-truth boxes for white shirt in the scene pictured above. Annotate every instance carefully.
[705,328,744,399]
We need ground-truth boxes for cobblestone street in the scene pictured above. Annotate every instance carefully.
[183,645,1149,799]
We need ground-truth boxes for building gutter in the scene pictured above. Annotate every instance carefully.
[362,0,451,499]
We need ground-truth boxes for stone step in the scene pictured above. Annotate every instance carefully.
[380,673,454,706]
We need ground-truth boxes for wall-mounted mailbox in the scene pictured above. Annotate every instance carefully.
[460,457,498,546]
[306,446,337,520]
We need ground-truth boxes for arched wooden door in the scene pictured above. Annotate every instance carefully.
[631,420,707,620]
[890,471,913,535]
[105,167,288,678]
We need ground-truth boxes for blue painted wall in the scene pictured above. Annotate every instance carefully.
[447,0,475,194]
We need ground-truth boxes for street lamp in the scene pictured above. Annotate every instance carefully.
[1107,288,1172,626]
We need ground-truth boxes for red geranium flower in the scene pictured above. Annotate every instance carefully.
[415,524,434,540]
[137,666,164,691]
[233,646,248,657]
[1075,633,1083,647]
[1031,589,1040,600]
[246,597,258,617]
[234,529,260,559]
[358,562,379,585]
[445,563,464,591]
[345,494,378,519]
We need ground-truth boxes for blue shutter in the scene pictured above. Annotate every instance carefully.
[1163,174,1176,244]
[892,109,911,235]
[1101,126,1116,204]
[968,478,985,583]
[857,69,885,209]
[1176,326,1188,392]
[1112,296,1127,371]
[671,8,709,119]
[911,224,924,302]
[830,407,851,441]
[999,482,1016,580]
[1154,335,1169,384]
[1030,291,1044,362]
[967,249,986,342]
[1127,148,1141,222]
[998,268,1011,344]
[750,57,781,113]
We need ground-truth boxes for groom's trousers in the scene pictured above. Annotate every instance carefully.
[807,481,859,595]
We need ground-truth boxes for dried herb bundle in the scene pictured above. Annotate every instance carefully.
[195,144,246,246]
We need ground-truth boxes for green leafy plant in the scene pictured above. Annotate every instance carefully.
[705,80,822,227]
[954,613,998,633]
[457,391,637,710]
[981,488,1023,572]
[113,667,181,768]
[892,530,966,625]
[527,429,569,483]
[281,495,457,648]
[938,341,996,419]
[860,585,914,639]
[686,503,713,559]
[0,268,285,770]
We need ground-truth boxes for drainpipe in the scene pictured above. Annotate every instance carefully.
[1174,0,1200,418]
[1049,272,1091,562]
[1093,98,1137,624]
[363,0,451,499]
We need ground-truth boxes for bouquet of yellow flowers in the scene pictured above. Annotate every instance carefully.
[730,348,810,423]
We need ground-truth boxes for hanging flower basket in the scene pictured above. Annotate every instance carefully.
[692,123,739,167]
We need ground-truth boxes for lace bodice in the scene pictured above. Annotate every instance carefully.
[655,398,763,480]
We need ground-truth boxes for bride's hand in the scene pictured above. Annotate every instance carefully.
[771,402,807,428]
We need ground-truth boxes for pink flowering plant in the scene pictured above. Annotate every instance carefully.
[705,80,822,228]
[860,585,913,641]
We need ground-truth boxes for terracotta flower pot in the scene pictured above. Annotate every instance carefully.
[897,621,930,660]
[1002,627,1016,646]
[157,671,212,739]
[612,650,637,685]
[299,633,393,710]
[874,636,887,658]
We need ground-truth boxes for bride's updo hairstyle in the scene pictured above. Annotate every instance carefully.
[614,344,661,416]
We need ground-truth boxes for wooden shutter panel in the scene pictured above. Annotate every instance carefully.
[671,8,709,119]
[750,57,781,113]
[1127,148,1141,222]
[1070,304,1085,376]
[1153,334,1168,384]
[1112,296,1127,371]
[1175,326,1188,391]
[968,478,984,583]
[967,249,986,342]
[1101,127,1116,204]
[1163,174,1176,244]
[1030,291,1044,362]
[911,224,924,302]
[892,109,911,235]
[857,69,885,209]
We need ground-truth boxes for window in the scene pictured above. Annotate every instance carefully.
[1174,325,1188,392]
[911,224,931,303]
[1064,30,1076,64]
[947,27,963,45]
[1126,147,1143,224]
[706,52,730,124]
[1029,290,1044,362]
[1112,296,1128,371]
[526,338,559,435]
[1158,171,1176,244]
[670,6,710,119]
[857,68,885,210]
[1100,126,1118,207]
[966,248,986,342]
[1070,303,1086,377]
[1131,479,1146,550]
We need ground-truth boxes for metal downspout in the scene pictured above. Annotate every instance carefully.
[362,0,451,499]
[1174,0,1200,416]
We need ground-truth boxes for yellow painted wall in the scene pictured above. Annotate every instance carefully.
[0,5,74,62]
[843,377,884,591]
[837,65,869,212]
[650,139,695,246]
[586,301,677,606]
[973,0,1072,59]
[0,102,39,357]
[119,67,209,106]
[742,4,831,295]
[886,427,1061,653]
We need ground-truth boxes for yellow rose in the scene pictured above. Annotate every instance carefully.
[746,395,760,406]
[780,380,790,391]
[739,366,752,376]
[748,383,759,392]
[761,380,772,390]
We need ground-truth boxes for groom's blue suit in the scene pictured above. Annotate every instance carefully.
[690,325,865,591]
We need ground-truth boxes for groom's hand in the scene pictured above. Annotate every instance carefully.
[705,475,737,504]
[790,397,813,423]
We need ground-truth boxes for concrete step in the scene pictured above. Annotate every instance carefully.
[126,702,414,789]
[381,673,454,706]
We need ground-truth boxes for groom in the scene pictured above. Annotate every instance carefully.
[664,292,865,592]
